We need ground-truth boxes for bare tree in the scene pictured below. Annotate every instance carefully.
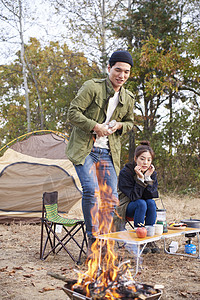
[18,0,30,131]
[0,0,31,131]
[50,0,128,73]
[25,54,44,129]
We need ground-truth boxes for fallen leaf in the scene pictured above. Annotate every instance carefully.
[13,266,23,270]
[191,292,200,296]
[8,270,16,276]
[179,291,188,297]
[0,266,8,272]
[23,274,34,278]
[39,286,56,293]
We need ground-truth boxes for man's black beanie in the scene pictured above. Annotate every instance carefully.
[109,50,133,67]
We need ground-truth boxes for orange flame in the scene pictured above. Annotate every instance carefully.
[74,163,136,298]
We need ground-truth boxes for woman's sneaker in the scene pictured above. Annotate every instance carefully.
[141,242,160,254]
[142,245,151,254]
[87,236,96,256]
[149,241,160,253]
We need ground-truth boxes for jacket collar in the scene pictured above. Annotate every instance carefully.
[125,161,136,176]
[106,76,126,105]
[106,77,115,97]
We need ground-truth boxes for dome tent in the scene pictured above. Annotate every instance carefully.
[0,131,82,223]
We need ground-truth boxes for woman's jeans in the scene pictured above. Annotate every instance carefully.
[126,199,157,227]
[74,147,118,237]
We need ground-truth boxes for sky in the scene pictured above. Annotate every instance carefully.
[0,0,122,66]
[0,0,71,64]
[0,0,199,125]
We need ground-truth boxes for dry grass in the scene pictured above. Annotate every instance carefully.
[0,193,199,300]
[161,193,200,222]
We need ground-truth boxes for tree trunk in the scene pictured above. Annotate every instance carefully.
[144,95,149,138]
[168,92,173,154]
[25,55,44,129]
[127,0,135,160]
[127,0,133,49]
[19,0,31,132]
[129,128,135,162]
[101,0,107,74]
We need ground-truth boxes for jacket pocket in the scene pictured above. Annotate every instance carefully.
[116,110,128,121]
[85,96,105,121]
[94,95,105,108]
[76,127,91,141]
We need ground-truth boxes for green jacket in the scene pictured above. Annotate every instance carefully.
[66,77,135,175]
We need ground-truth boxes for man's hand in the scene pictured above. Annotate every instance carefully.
[93,122,122,137]
[93,123,109,137]
[108,121,122,134]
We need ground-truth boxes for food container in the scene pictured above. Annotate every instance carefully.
[154,224,163,235]
[156,220,168,233]
[145,225,155,237]
[180,218,200,228]
[169,241,178,253]
[156,209,166,222]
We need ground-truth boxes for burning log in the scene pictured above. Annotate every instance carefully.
[59,232,163,300]
[62,260,162,300]
[63,279,163,299]
[48,239,163,299]
[48,271,163,299]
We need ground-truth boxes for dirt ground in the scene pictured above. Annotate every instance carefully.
[0,193,200,300]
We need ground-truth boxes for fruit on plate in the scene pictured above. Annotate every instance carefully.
[136,227,147,238]
[169,222,187,227]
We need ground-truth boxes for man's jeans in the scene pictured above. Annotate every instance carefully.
[126,199,157,227]
[75,147,118,237]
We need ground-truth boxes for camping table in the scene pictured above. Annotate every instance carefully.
[98,227,200,277]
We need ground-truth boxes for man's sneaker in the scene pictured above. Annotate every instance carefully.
[87,236,96,257]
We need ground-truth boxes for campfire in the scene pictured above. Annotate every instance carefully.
[62,181,163,299]
[63,257,162,299]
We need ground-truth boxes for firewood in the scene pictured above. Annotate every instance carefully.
[47,271,71,282]
[154,284,164,289]
[138,293,147,299]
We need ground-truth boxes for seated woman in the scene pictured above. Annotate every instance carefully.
[113,140,159,253]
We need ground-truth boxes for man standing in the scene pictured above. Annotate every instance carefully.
[66,50,134,252]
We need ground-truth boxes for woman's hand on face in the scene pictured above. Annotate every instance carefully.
[134,165,144,180]
[145,164,155,177]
